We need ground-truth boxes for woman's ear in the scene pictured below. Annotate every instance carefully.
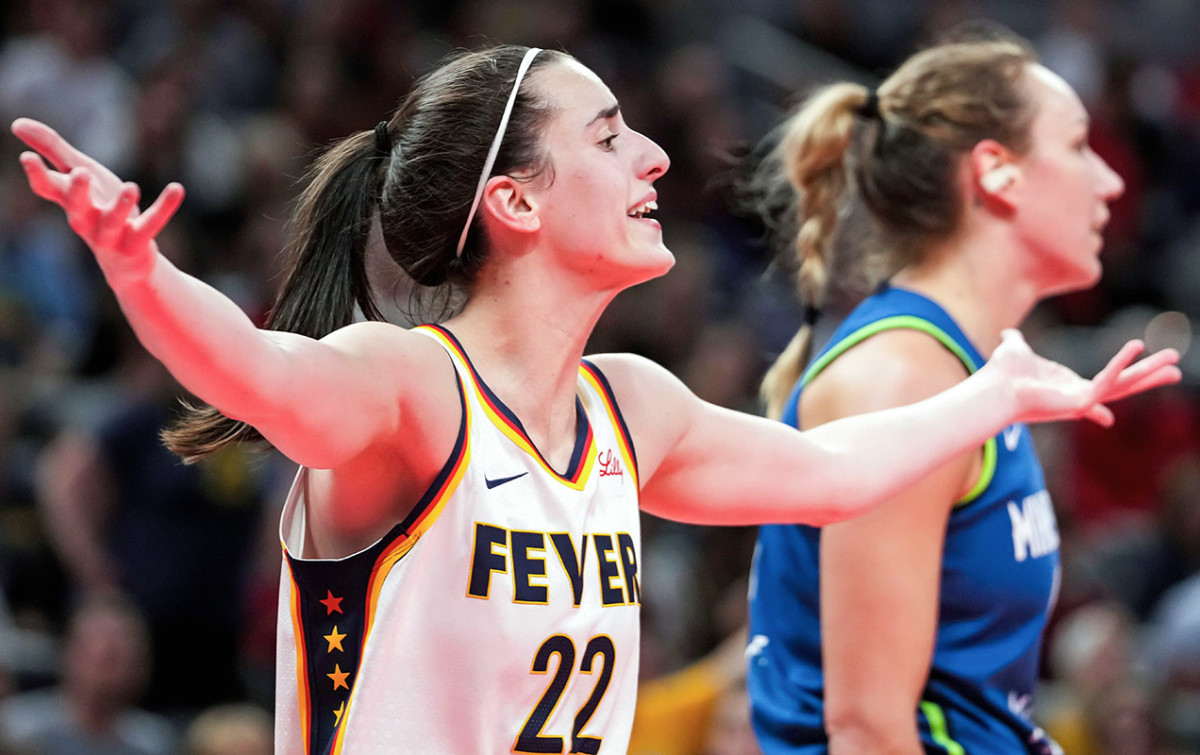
[970,139,1022,200]
[981,164,1019,193]
[481,175,541,234]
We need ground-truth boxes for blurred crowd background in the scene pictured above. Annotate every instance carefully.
[1,0,1199,753]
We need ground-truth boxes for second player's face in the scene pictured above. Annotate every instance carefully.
[1011,64,1125,296]
[521,59,675,291]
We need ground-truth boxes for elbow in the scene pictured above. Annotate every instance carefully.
[799,450,888,526]
[825,708,918,754]
[806,486,879,527]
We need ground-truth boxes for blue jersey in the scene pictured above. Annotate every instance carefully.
[747,285,1062,754]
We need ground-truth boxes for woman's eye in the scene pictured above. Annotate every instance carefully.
[601,134,619,150]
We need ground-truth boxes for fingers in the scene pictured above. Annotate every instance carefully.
[1112,347,1179,387]
[12,117,88,174]
[17,136,183,252]
[94,183,142,249]
[1097,347,1182,404]
[130,183,185,245]
[1081,344,1182,425]
[1083,403,1114,428]
[997,328,1030,356]
[18,151,67,203]
[64,169,99,237]
[1107,364,1183,404]
[13,118,123,200]
[1090,340,1145,397]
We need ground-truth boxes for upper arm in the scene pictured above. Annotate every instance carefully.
[233,322,458,470]
[589,353,850,524]
[806,331,976,733]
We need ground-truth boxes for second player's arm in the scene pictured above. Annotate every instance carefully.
[808,332,974,754]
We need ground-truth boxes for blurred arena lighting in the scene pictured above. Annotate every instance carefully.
[1144,310,1192,358]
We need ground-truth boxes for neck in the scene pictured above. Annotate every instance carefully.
[442,258,618,465]
[890,225,1041,357]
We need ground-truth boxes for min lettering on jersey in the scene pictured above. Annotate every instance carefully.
[1007,490,1059,562]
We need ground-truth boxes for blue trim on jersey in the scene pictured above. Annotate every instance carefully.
[748,284,1061,755]
[580,358,639,478]
[395,365,469,534]
[425,324,591,480]
[285,365,469,755]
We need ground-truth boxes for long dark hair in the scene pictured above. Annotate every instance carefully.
[163,45,563,462]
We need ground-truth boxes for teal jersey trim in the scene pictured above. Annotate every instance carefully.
[797,314,997,506]
[920,700,968,755]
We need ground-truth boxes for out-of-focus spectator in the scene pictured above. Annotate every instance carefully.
[1070,457,1200,622]
[35,345,266,716]
[1142,572,1200,751]
[700,682,760,755]
[1056,389,1199,540]
[1041,601,1142,753]
[0,594,177,754]
[0,0,134,173]
[181,702,272,755]
[629,627,752,755]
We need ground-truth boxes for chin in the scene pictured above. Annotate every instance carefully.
[1045,261,1103,297]
[623,252,675,289]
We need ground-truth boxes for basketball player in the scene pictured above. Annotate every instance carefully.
[746,27,1149,754]
[14,44,1177,753]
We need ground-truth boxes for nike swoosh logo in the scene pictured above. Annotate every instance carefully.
[1003,425,1021,452]
[485,472,528,489]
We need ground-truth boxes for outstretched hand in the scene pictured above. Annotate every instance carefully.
[11,117,184,284]
[990,328,1182,428]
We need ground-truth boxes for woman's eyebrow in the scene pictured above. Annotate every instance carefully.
[586,103,621,128]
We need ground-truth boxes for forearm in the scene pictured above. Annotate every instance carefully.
[644,369,1013,526]
[107,248,288,425]
[795,366,1015,523]
[35,435,119,592]
[828,721,923,755]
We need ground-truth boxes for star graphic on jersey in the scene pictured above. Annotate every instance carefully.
[327,664,351,691]
[319,590,344,615]
[333,700,346,725]
[324,626,346,653]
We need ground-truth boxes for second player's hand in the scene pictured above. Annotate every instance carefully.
[12,117,185,286]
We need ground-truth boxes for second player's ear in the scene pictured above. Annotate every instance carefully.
[981,164,1019,194]
[481,176,540,234]
[970,140,1022,203]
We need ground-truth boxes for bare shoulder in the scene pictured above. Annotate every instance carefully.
[804,328,973,421]
[586,352,694,413]
[585,352,697,472]
[300,322,462,554]
[315,320,447,363]
[268,320,460,449]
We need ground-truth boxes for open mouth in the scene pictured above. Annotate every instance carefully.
[627,199,658,219]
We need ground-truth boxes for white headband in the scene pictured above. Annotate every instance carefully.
[455,47,543,257]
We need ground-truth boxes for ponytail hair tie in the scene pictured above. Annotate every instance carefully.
[803,304,822,327]
[858,89,880,120]
[374,121,392,158]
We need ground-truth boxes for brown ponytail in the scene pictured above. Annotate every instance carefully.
[758,26,1037,420]
[160,45,562,462]
[759,84,872,419]
[163,129,389,462]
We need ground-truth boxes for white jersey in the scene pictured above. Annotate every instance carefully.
[275,325,643,754]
